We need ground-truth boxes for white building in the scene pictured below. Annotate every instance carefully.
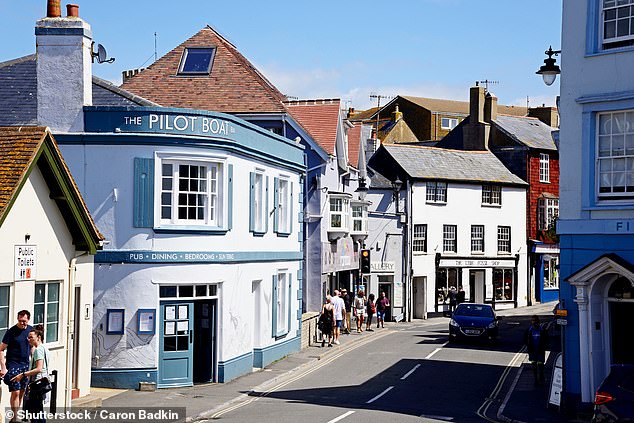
[0,127,102,407]
[369,144,528,317]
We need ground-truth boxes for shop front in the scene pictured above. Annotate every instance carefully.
[322,237,359,297]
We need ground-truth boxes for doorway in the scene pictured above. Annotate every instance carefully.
[378,278,393,321]
[413,277,426,319]
[72,286,81,390]
[469,270,485,303]
[193,300,217,382]
[610,301,634,364]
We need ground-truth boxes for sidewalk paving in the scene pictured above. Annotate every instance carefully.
[74,302,581,422]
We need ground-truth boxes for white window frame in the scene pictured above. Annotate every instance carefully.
[276,177,291,234]
[413,224,427,253]
[544,256,560,289]
[497,226,511,254]
[596,110,634,199]
[601,0,634,45]
[538,197,559,230]
[276,272,288,335]
[482,185,502,206]
[426,182,447,204]
[253,171,266,233]
[0,285,10,340]
[471,225,485,253]
[33,281,61,344]
[441,117,459,130]
[350,202,368,235]
[539,153,550,183]
[157,154,226,228]
[328,194,351,232]
[443,224,457,253]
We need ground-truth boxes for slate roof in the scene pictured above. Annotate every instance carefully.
[0,55,156,126]
[401,95,528,117]
[380,118,418,144]
[0,126,103,250]
[284,99,341,155]
[121,26,287,113]
[381,144,526,185]
[494,115,558,151]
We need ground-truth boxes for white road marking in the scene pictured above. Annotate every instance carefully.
[400,363,421,380]
[366,386,394,404]
[425,345,445,360]
[326,411,355,423]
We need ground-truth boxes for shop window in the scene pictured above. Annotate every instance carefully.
[426,182,447,203]
[178,47,216,75]
[413,224,427,253]
[543,256,560,289]
[0,286,9,339]
[34,282,60,343]
[493,269,514,301]
[436,268,460,307]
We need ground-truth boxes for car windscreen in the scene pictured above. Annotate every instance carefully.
[454,305,494,318]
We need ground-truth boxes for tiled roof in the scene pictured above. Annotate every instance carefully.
[380,144,526,185]
[0,55,156,126]
[401,95,528,117]
[284,99,341,155]
[121,26,287,113]
[494,115,558,151]
[347,124,361,169]
[0,126,103,248]
[348,107,379,121]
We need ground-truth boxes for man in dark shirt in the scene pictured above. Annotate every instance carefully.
[341,289,352,334]
[0,310,33,422]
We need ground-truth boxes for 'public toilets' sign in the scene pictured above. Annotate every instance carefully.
[15,245,37,281]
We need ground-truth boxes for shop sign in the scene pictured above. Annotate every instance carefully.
[14,245,37,281]
[439,258,515,268]
[370,261,394,272]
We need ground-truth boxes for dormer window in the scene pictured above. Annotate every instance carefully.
[178,47,216,75]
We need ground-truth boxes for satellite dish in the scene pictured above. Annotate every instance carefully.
[91,42,115,64]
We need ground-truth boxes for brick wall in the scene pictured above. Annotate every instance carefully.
[527,151,560,241]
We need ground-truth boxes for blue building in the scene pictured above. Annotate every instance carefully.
[558,0,634,411]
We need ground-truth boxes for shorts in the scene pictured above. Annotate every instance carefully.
[356,309,366,316]
[335,320,342,329]
[3,364,29,392]
[377,311,386,320]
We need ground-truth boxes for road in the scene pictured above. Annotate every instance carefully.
[206,313,538,423]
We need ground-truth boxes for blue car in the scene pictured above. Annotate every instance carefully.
[449,303,501,343]
[592,364,634,423]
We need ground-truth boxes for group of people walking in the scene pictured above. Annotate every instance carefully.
[0,310,51,423]
[318,289,390,347]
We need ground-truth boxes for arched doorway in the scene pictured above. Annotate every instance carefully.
[607,277,634,365]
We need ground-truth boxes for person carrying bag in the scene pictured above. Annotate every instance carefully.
[11,325,50,423]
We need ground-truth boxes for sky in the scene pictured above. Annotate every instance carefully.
[0,0,562,110]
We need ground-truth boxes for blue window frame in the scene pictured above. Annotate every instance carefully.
[137,309,156,335]
[106,309,125,335]
[178,48,216,75]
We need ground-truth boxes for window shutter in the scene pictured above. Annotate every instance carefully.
[249,172,256,232]
[271,274,278,338]
[273,177,280,233]
[133,157,154,228]
[227,164,234,230]
[289,182,294,234]
[265,176,270,233]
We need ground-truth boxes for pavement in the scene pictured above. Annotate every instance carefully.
[73,302,591,422]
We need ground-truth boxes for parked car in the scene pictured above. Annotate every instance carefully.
[448,303,501,343]
[592,364,634,423]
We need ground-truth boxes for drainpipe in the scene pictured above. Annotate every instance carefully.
[65,251,88,408]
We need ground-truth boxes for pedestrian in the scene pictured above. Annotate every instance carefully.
[456,285,466,305]
[341,289,352,335]
[0,310,33,423]
[524,315,549,385]
[331,290,346,345]
[448,286,458,313]
[318,296,335,347]
[376,291,390,328]
[11,325,50,423]
[353,290,366,332]
[366,293,376,331]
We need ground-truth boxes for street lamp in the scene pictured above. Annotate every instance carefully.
[355,177,369,201]
[536,46,561,86]
[392,177,403,214]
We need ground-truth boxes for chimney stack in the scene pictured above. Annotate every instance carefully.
[484,92,498,123]
[391,104,403,123]
[36,1,92,132]
[528,106,559,128]
[463,85,491,151]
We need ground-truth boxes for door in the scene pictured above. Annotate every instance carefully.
[413,277,426,319]
[159,302,194,387]
[194,300,217,382]
[469,270,485,303]
[72,287,81,389]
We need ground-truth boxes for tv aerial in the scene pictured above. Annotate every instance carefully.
[91,42,115,64]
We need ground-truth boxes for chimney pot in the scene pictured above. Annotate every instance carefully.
[47,0,61,17]
[66,4,79,17]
